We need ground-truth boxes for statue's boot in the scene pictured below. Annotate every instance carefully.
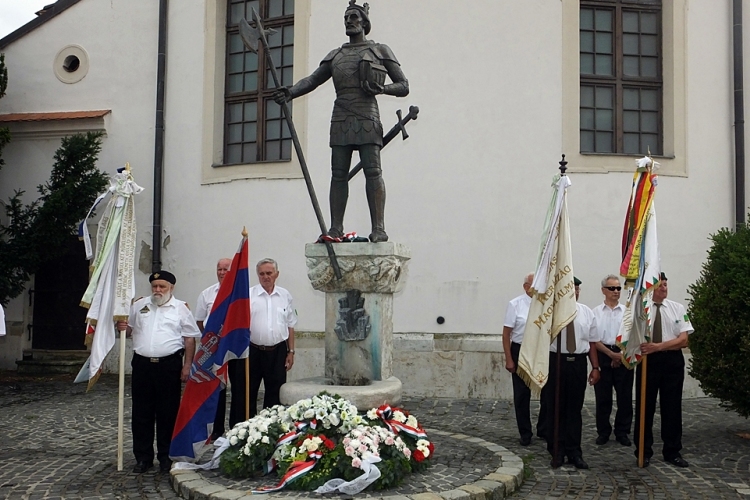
[328,177,348,239]
[366,177,388,242]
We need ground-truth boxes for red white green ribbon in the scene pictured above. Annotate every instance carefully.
[253,450,322,493]
[376,405,428,439]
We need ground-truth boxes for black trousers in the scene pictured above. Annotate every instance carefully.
[212,388,226,436]
[594,345,634,439]
[228,342,287,427]
[542,352,588,460]
[131,352,183,464]
[633,350,685,460]
[510,342,532,441]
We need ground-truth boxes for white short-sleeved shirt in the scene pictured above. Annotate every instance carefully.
[0,304,6,336]
[592,302,625,345]
[250,285,298,346]
[550,303,599,354]
[129,295,201,358]
[503,293,532,344]
[195,283,220,323]
[653,299,694,341]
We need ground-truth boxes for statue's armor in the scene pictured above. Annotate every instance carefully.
[322,41,400,148]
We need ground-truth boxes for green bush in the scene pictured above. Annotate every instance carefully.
[688,222,750,418]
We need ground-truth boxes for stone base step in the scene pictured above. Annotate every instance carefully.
[16,349,89,375]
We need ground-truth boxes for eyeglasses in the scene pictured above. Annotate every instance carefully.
[604,286,622,291]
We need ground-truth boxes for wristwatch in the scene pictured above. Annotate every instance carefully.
[593,366,601,371]
[288,349,295,354]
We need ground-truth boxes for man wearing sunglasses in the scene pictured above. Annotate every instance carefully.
[592,275,634,447]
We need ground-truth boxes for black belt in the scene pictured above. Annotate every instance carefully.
[250,341,285,352]
[134,351,183,363]
[603,344,620,351]
[556,352,588,361]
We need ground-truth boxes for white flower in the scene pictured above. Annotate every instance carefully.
[366,409,378,420]
[304,409,315,419]
[229,436,239,446]
[261,436,270,444]
[329,413,340,426]
[392,411,407,423]
[406,415,419,428]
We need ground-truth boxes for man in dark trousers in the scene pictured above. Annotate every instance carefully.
[502,273,535,446]
[593,274,634,446]
[634,272,693,468]
[541,277,601,469]
[229,258,297,425]
[117,271,200,473]
[273,0,409,242]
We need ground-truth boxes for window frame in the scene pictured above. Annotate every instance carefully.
[562,0,687,177]
[223,0,295,166]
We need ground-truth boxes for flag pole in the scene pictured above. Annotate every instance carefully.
[117,327,126,471]
[551,154,568,469]
[638,354,647,467]
[242,227,250,422]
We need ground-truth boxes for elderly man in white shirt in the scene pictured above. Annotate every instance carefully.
[229,258,297,425]
[540,277,601,470]
[593,274,634,447]
[502,273,535,446]
[633,272,694,468]
[116,270,201,474]
[195,257,231,441]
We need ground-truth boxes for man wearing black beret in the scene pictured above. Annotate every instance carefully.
[116,270,201,473]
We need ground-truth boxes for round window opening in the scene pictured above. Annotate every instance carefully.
[53,45,89,84]
[63,55,80,73]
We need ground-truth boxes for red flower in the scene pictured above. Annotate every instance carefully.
[323,437,335,450]
[428,442,435,456]
[414,449,425,462]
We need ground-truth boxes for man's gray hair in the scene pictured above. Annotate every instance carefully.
[523,272,534,285]
[256,258,278,272]
[601,274,621,287]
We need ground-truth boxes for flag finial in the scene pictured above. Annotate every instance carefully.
[559,154,568,176]
[242,226,248,237]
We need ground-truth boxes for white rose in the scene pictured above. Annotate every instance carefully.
[304,409,315,419]
[261,436,270,444]
[229,436,239,446]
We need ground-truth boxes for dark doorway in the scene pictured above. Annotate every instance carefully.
[31,237,90,350]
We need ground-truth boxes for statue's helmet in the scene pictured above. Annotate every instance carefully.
[346,0,371,35]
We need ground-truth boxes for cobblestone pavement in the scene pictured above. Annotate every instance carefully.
[1,372,749,499]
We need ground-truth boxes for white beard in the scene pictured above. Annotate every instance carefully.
[152,292,172,306]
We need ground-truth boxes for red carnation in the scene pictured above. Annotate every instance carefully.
[323,437,335,450]
[414,449,425,462]
[428,442,435,455]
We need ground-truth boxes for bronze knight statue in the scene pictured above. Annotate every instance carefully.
[273,1,409,243]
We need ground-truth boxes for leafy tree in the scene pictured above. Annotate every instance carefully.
[688,221,750,418]
[0,132,109,306]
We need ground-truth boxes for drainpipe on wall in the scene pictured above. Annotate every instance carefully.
[152,0,168,272]
[734,0,746,228]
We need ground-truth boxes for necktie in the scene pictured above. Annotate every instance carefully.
[652,303,663,343]
[566,321,576,353]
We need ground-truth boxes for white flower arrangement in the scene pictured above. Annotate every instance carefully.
[342,425,410,468]
[286,393,362,434]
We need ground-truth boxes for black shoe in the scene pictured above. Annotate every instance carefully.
[616,435,632,446]
[569,456,589,469]
[666,456,689,468]
[595,435,609,445]
[132,461,153,473]
[549,456,564,468]
[159,459,172,473]
[520,436,532,446]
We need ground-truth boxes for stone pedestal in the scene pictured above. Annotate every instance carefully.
[280,242,410,409]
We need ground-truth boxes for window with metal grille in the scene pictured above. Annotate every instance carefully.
[580,0,662,155]
[224,0,294,165]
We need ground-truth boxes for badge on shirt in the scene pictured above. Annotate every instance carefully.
[140,305,150,314]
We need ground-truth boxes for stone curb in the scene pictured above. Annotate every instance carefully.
[170,428,524,500]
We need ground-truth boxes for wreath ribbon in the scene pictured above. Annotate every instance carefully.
[253,450,322,493]
[376,404,428,440]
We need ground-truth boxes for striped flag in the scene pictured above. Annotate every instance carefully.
[616,157,661,368]
[169,235,251,462]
